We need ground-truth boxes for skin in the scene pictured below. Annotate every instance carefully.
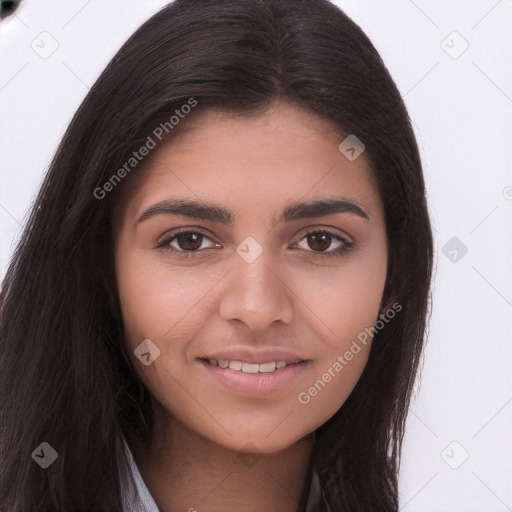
[114,101,388,512]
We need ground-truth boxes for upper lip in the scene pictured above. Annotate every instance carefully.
[200,347,308,365]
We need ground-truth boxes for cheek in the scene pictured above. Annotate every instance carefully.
[116,249,220,345]
[290,248,387,345]
[297,355,368,426]
[291,292,376,430]
[289,251,386,418]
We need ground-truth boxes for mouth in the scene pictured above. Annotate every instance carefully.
[199,357,304,374]
[198,355,311,395]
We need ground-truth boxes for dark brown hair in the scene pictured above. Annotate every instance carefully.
[0,0,433,510]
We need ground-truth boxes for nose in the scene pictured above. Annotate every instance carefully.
[218,248,294,330]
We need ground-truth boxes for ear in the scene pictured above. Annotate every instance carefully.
[378,289,397,315]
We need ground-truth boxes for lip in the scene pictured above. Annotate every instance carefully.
[199,358,311,395]
[200,347,307,365]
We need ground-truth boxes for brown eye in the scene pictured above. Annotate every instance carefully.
[156,229,220,258]
[293,229,355,258]
[174,232,203,251]
[306,232,332,252]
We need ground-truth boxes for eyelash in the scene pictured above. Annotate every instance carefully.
[156,227,355,259]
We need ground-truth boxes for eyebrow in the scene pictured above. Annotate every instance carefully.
[136,197,370,225]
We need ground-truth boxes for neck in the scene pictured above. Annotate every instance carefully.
[132,407,316,512]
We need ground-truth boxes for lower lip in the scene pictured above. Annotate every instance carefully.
[199,360,310,395]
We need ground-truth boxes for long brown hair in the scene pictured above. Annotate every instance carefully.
[0,0,434,510]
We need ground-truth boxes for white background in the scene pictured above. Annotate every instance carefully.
[1,1,511,510]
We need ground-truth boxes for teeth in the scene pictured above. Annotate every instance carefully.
[258,361,276,373]
[206,359,291,373]
[228,360,242,371]
[241,362,259,373]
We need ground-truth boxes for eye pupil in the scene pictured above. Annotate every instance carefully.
[308,232,331,252]
[176,232,202,251]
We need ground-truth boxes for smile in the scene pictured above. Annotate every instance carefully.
[204,358,291,373]
[199,358,310,395]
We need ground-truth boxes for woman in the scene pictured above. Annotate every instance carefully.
[0,0,434,510]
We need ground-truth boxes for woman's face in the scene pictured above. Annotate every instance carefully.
[115,102,388,454]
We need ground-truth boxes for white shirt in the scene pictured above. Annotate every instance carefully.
[120,436,160,512]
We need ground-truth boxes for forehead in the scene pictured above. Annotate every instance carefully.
[120,102,383,226]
